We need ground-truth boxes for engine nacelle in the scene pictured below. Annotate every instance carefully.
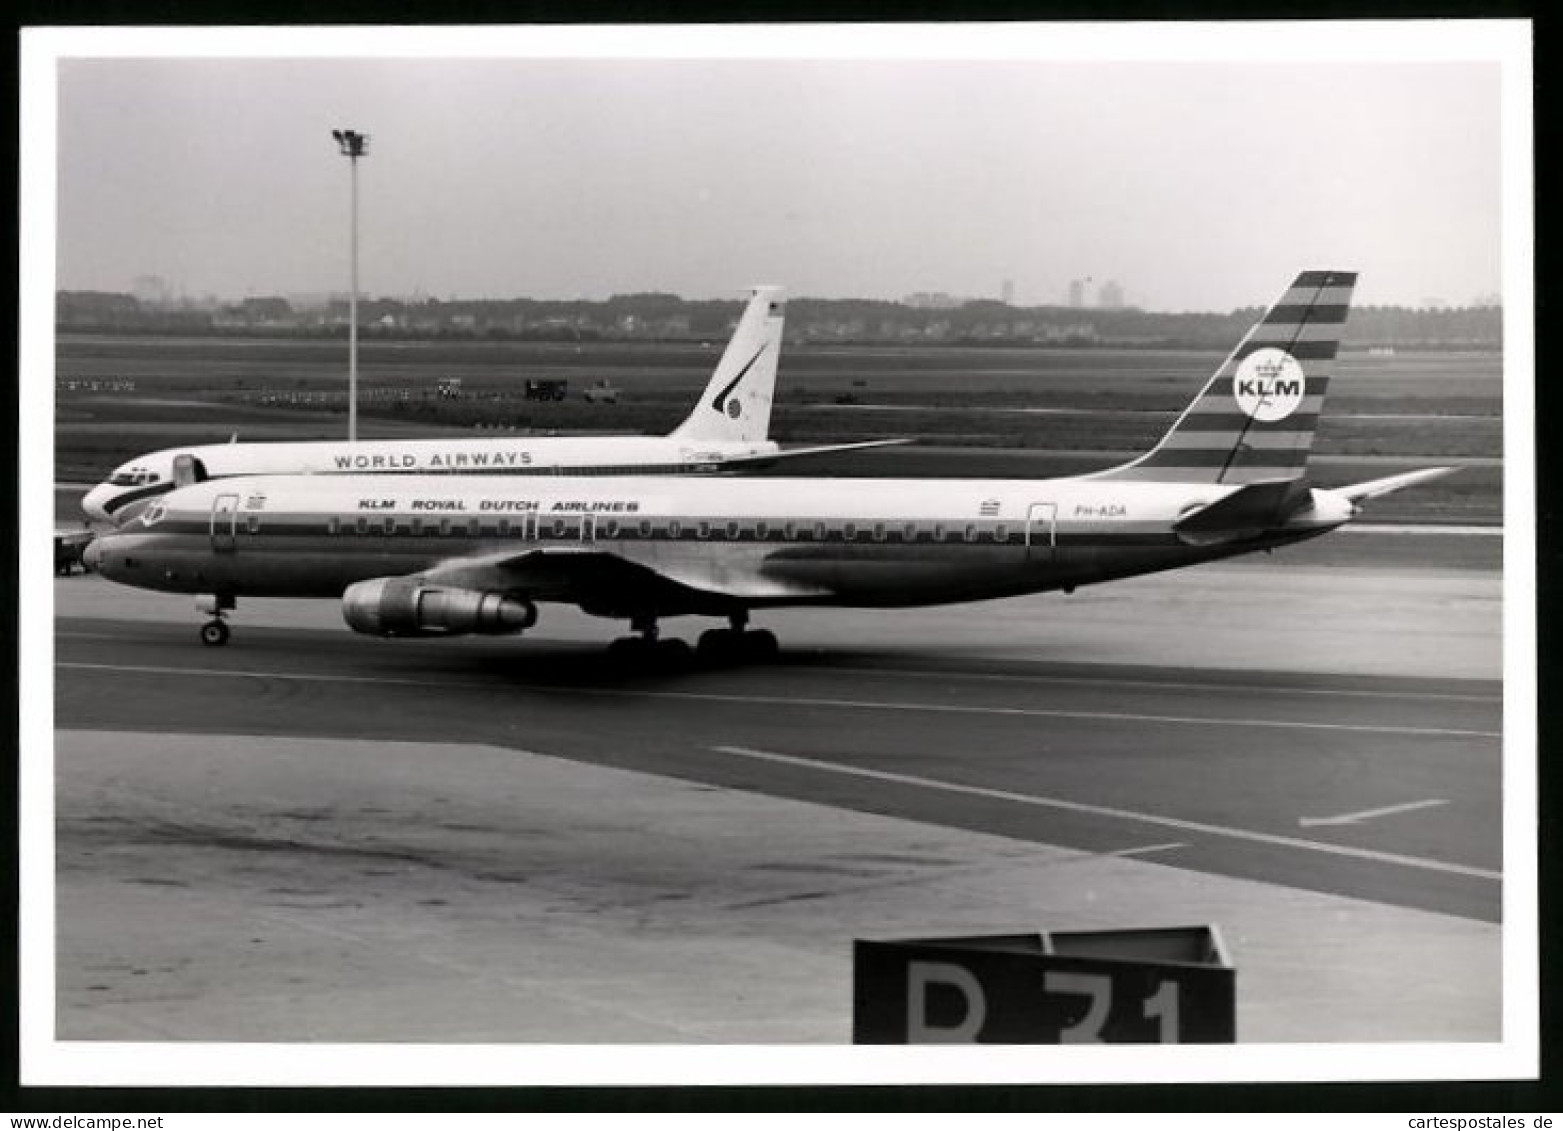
[342,577,538,637]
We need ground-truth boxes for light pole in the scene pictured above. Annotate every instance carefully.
[333,128,369,442]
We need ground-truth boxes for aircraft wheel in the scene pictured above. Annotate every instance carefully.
[657,638,692,665]
[743,628,780,661]
[200,620,230,647]
[697,628,738,662]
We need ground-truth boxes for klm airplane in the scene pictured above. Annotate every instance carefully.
[88,271,1450,659]
[79,286,901,525]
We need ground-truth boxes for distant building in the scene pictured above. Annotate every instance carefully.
[904,292,962,310]
[1001,279,1015,306]
[1098,280,1125,310]
[132,274,170,308]
[1067,278,1092,308]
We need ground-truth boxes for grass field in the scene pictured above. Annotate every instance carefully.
[53,334,1505,530]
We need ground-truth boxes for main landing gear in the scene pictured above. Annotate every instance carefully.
[607,611,780,667]
[607,613,692,664]
[196,593,234,647]
[696,611,779,664]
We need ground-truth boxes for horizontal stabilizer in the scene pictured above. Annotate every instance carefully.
[1173,479,1312,546]
[1338,466,1457,503]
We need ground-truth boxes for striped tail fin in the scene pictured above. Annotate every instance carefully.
[1094,270,1357,484]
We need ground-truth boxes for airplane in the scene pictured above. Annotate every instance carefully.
[79,285,905,525]
[86,270,1454,657]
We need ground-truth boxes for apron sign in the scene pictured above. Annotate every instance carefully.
[853,927,1235,1044]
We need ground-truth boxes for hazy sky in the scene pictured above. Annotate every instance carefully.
[46,31,1516,311]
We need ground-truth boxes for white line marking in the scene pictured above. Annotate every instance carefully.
[815,663,1500,705]
[54,661,1502,739]
[1105,843,1187,859]
[712,746,1500,882]
[1299,798,1449,828]
[52,631,1501,704]
[1346,524,1502,537]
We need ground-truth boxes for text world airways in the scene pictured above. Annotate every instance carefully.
[335,450,535,470]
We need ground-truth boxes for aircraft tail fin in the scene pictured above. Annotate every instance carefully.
[669,285,785,443]
[1094,270,1357,484]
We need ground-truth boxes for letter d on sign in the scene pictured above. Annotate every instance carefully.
[907,961,987,1042]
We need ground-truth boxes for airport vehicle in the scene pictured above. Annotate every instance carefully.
[88,270,1452,657]
[80,287,902,524]
[523,379,568,402]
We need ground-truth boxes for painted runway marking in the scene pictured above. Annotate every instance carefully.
[1345,524,1502,537]
[1299,798,1449,828]
[51,631,1502,704]
[712,746,1500,882]
[1105,843,1187,859]
[55,661,1503,739]
[815,662,1500,705]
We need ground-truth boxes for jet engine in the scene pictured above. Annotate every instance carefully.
[342,577,538,637]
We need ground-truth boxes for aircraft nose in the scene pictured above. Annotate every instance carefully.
[81,487,110,524]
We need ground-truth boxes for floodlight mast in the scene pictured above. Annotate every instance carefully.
[333,129,369,442]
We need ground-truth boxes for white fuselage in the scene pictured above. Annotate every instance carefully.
[79,434,787,524]
[91,471,1353,617]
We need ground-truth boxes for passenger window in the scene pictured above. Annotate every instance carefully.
[965,524,978,542]
[384,517,396,535]
[247,515,261,534]
[934,523,947,541]
[639,519,653,538]
[995,523,1009,542]
[606,520,620,538]
[904,523,917,541]
[552,518,567,538]
[669,520,682,538]
[355,516,368,535]
[843,522,857,540]
[873,523,887,542]
[813,522,827,540]
[783,521,796,540]
[440,518,453,536]
[697,521,711,539]
[755,521,769,540]
[328,516,341,535]
[467,519,479,537]
[726,520,740,540]
[499,519,511,537]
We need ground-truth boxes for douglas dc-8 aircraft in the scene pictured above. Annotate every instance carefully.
[80,286,903,525]
[89,271,1452,657]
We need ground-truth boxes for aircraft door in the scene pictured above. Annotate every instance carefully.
[1026,502,1057,561]
[211,493,240,553]
[581,514,597,543]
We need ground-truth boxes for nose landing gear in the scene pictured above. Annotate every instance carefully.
[196,593,235,647]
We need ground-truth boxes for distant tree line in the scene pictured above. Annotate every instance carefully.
[56,289,1502,350]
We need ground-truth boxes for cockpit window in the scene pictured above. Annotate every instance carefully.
[110,469,161,486]
[140,501,168,526]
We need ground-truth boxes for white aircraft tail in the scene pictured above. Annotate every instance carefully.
[1095,270,1357,485]
[670,285,785,443]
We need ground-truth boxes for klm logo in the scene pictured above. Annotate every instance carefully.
[1233,348,1306,422]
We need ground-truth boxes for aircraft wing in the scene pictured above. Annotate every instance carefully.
[713,438,913,470]
[420,545,832,617]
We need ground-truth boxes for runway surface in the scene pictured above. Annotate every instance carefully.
[41,542,1511,1057]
